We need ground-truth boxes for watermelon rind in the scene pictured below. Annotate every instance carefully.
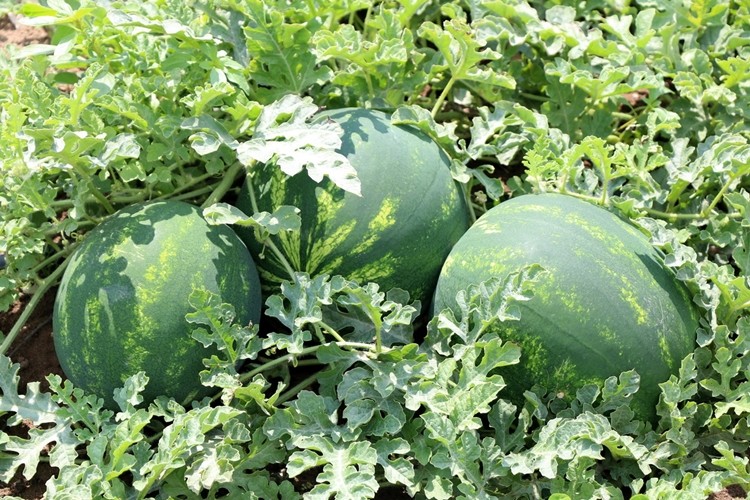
[433,193,700,420]
[53,200,262,406]
[235,107,471,306]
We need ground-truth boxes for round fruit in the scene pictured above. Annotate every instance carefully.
[53,200,262,406]
[433,193,699,420]
[234,107,471,306]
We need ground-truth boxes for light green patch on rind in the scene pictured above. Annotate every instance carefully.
[566,212,631,253]
[598,325,617,343]
[257,266,287,291]
[314,186,344,227]
[275,228,303,272]
[658,334,674,371]
[549,359,602,399]
[557,286,589,318]
[269,167,289,210]
[438,187,463,222]
[503,201,564,219]
[498,325,603,403]
[513,333,548,382]
[472,215,502,234]
[139,242,178,307]
[308,220,356,274]
[346,251,399,289]
[619,286,648,326]
[351,197,398,256]
[596,257,651,327]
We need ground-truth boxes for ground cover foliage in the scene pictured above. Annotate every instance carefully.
[1,0,750,497]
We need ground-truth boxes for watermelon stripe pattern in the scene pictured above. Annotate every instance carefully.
[434,193,700,420]
[235,108,471,306]
[53,201,262,406]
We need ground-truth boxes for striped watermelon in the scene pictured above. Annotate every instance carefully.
[53,201,262,406]
[234,108,471,305]
[433,193,700,420]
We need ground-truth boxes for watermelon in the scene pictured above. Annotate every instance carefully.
[53,200,262,406]
[234,107,471,305]
[433,193,700,420]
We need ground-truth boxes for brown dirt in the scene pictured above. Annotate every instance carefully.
[0,290,61,499]
[0,14,48,48]
[709,484,748,500]
[1,291,62,394]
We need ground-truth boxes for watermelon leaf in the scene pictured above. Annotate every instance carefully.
[133,406,244,494]
[324,283,419,348]
[0,356,79,482]
[202,202,301,238]
[288,438,379,499]
[264,390,378,498]
[239,0,332,98]
[237,95,361,196]
[187,289,262,364]
[186,288,263,403]
[430,264,546,354]
[0,355,60,427]
[264,273,347,354]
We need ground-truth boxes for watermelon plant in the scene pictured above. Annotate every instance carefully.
[233,107,471,306]
[53,200,263,406]
[433,193,700,421]
[1,0,750,498]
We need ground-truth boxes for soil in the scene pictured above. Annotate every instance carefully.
[0,13,48,47]
[0,10,747,500]
[0,290,61,499]
[709,485,749,500]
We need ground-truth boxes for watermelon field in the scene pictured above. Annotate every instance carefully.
[1,0,750,498]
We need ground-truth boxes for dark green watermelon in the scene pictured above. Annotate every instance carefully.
[53,200,262,406]
[234,107,471,306]
[433,193,700,420]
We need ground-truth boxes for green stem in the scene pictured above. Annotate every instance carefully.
[610,111,635,120]
[565,188,743,223]
[29,243,78,277]
[275,371,321,406]
[431,75,458,119]
[518,91,548,103]
[599,171,611,206]
[47,191,146,211]
[644,207,742,222]
[245,172,298,281]
[200,161,245,209]
[470,201,487,216]
[560,191,602,205]
[164,185,215,203]
[363,70,376,100]
[44,220,97,237]
[318,321,347,343]
[310,323,326,343]
[701,175,737,219]
[0,255,71,355]
[164,170,215,195]
[73,164,115,215]
[238,341,383,385]
[729,299,750,322]
[347,288,383,354]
